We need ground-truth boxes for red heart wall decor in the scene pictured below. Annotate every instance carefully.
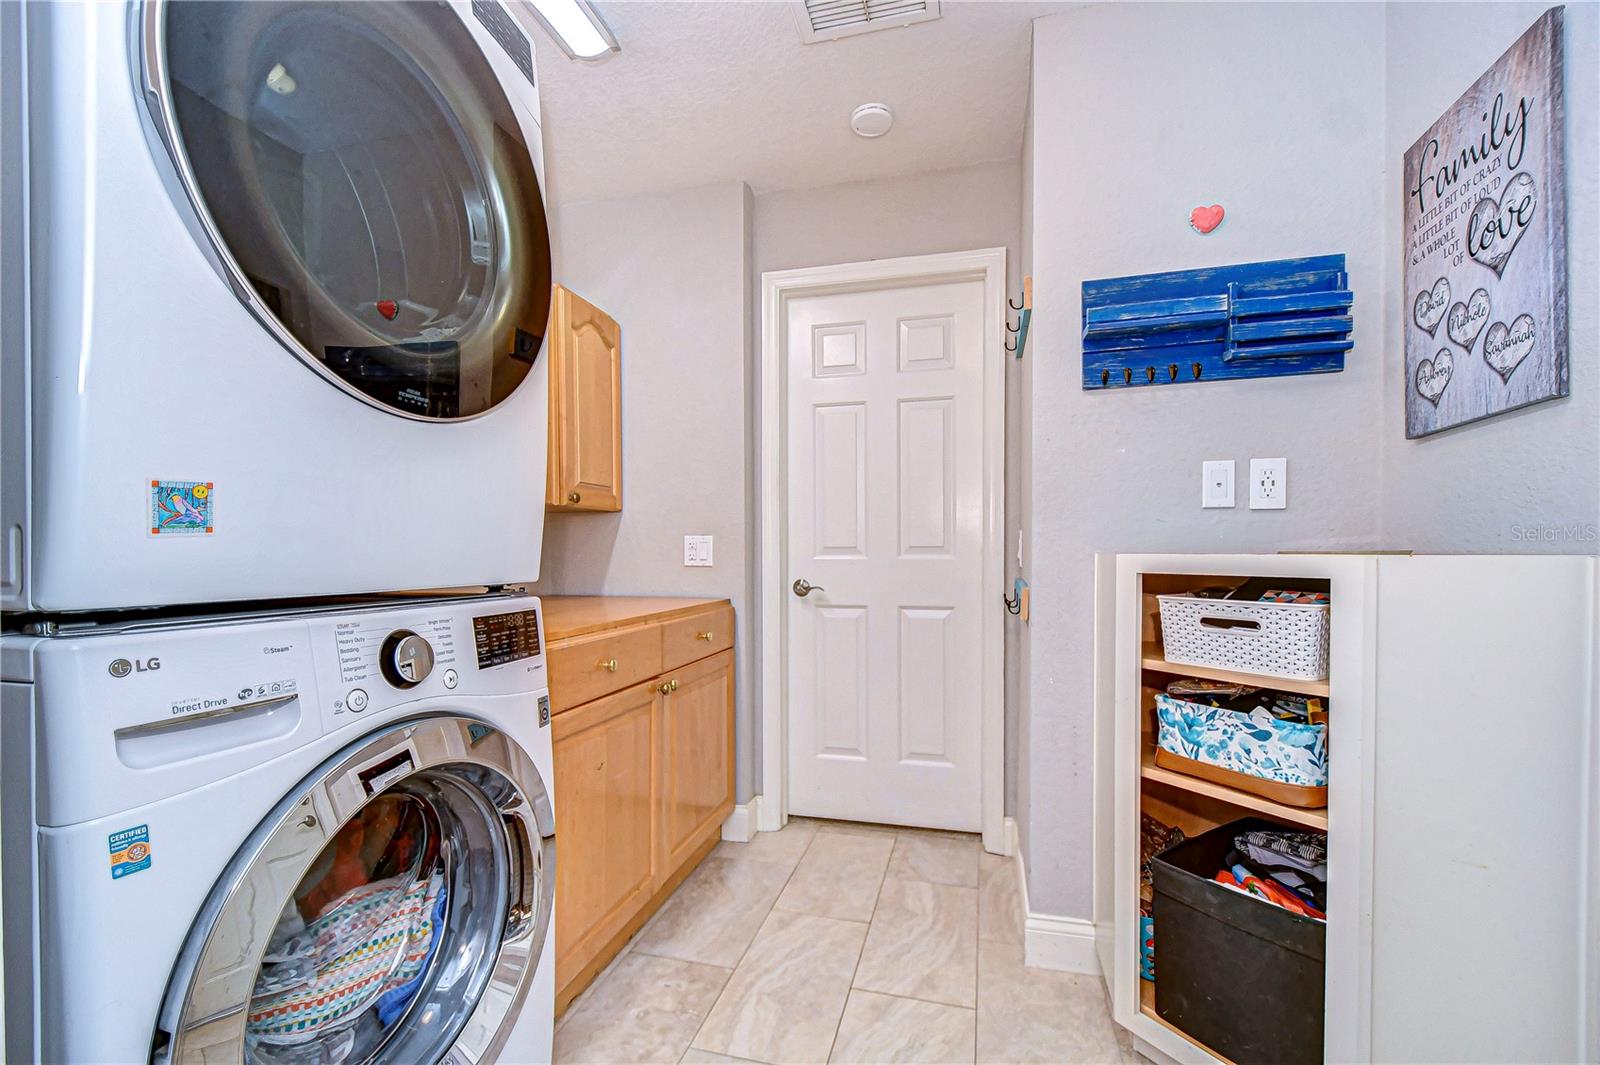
[1190,204,1225,234]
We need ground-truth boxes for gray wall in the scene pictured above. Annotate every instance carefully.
[753,161,1025,813]
[1381,2,1600,552]
[534,182,758,800]
[753,161,1022,274]
[1020,0,1597,920]
[1024,2,1389,917]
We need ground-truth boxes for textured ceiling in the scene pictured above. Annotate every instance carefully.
[528,1,1065,204]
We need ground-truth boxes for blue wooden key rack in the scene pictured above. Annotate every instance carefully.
[1081,254,1351,390]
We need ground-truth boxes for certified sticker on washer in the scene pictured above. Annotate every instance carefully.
[109,824,152,880]
[150,479,214,536]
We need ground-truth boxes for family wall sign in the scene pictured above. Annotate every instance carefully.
[1403,7,1568,438]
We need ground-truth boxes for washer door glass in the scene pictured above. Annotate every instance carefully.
[158,1,552,419]
[155,718,554,1065]
[247,790,457,1063]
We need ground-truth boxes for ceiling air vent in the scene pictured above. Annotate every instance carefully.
[792,0,942,44]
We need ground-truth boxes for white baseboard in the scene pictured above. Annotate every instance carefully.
[722,795,763,842]
[1024,913,1101,974]
[1014,842,1102,976]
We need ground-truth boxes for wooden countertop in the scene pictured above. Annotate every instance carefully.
[540,596,731,641]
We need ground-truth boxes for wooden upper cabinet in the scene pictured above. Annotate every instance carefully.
[547,284,622,512]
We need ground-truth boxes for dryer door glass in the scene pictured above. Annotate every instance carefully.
[155,1,552,419]
[154,718,555,1065]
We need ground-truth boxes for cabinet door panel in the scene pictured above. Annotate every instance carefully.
[552,679,658,989]
[548,285,621,511]
[660,649,735,871]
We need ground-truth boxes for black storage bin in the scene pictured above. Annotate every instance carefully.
[1150,817,1325,1064]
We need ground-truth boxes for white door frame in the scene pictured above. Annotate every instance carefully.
[758,247,1007,854]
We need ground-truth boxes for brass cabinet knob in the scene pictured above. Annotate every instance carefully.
[598,658,618,672]
[659,681,673,695]
[567,491,582,504]
[670,678,680,692]
[695,631,714,641]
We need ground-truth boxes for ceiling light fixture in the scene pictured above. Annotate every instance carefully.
[850,102,894,138]
[523,0,619,61]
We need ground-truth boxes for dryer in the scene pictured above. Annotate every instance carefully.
[1,593,555,1064]
[3,0,555,613]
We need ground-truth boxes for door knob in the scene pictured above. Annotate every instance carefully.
[792,578,824,598]
[567,491,582,504]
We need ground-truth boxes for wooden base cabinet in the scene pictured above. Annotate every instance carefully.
[551,680,659,991]
[661,651,735,872]
[544,598,736,1013]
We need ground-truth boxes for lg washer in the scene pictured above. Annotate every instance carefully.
[1,593,556,1063]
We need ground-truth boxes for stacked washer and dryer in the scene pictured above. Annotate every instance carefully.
[2,1,560,1062]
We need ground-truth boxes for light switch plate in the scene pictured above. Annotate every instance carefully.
[683,534,713,566]
[1249,458,1287,510]
[1202,460,1235,508]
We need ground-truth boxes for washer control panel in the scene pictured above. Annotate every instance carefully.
[471,607,541,668]
[312,596,546,732]
[380,630,436,689]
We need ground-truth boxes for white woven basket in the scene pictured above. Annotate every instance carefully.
[1157,595,1330,680]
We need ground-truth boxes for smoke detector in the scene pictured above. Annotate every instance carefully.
[850,103,894,138]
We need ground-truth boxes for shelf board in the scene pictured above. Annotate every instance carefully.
[1140,981,1236,1064]
[1141,642,1330,697]
[1142,750,1328,830]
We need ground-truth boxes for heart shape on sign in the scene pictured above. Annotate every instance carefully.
[1446,288,1491,352]
[1189,204,1225,234]
[1467,171,1537,278]
[1414,349,1453,406]
[1413,276,1450,337]
[1482,313,1536,382]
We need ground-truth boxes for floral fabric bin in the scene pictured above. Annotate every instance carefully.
[1155,694,1327,788]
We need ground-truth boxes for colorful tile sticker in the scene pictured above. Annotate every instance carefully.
[109,824,152,880]
[150,479,214,536]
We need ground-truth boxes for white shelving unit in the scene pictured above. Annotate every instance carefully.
[1095,553,1599,1065]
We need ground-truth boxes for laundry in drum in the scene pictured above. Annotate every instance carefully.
[324,342,462,419]
[246,794,449,1062]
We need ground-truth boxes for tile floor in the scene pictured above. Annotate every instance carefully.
[554,818,1141,1065]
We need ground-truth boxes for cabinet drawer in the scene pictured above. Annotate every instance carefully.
[549,625,662,714]
[661,607,733,671]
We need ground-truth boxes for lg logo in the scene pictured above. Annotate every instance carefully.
[108,657,160,678]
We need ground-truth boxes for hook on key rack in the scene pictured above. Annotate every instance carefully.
[1006,276,1032,360]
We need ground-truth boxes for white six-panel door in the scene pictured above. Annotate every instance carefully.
[784,278,985,831]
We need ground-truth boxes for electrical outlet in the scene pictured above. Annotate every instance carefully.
[683,534,713,566]
[1202,460,1235,508]
[1249,458,1287,510]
